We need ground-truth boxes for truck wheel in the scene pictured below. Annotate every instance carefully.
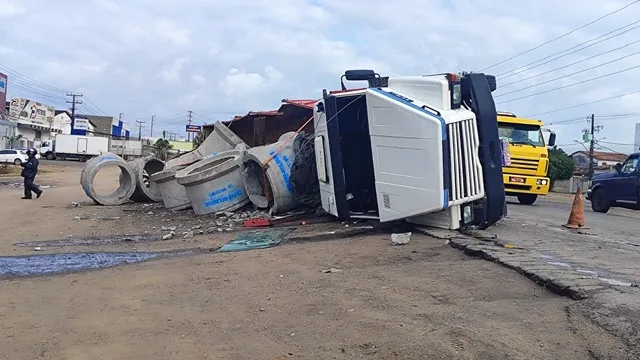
[13,158,22,165]
[517,194,538,205]
[46,153,55,160]
[591,190,611,213]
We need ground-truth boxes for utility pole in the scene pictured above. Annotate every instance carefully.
[584,114,604,181]
[136,120,145,140]
[187,110,193,142]
[150,115,155,137]
[66,93,83,131]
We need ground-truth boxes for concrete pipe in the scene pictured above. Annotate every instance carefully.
[165,121,247,169]
[242,131,300,215]
[175,149,249,215]
[80,152,137,206]
[149,165,191,211]
[124,156,165,203]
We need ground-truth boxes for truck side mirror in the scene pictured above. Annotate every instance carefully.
[547,132,556,147]
[615,163,622,172]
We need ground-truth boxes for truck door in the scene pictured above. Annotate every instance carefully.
[616,154,639,202]
[77,138,88,154]
[365,88,446,222]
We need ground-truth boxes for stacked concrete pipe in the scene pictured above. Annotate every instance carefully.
[165,121,247,169]
[150,165,191,211]
[125,156,165,202]
[175,147,249,215]
[242,132,300,215]
[80,152,137,206]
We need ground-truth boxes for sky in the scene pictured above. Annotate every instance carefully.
[1,0,640,152]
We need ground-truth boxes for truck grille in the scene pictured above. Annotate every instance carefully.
[446,118,485,204]
[504,156,539,175]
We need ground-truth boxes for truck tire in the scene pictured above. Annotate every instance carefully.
[517,194,538,205]
[46,153,55,160]
[591,189,611,213]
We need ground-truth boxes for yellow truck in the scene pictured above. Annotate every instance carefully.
[497,112,556,205]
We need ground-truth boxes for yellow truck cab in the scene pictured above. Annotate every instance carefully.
[497,112,556,205]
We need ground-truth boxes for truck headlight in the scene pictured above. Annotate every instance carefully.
[462,205,473,224]
[536,179,548,185]
[452,83,462,106]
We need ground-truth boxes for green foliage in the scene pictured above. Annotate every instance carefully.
[192,131,204,149]
[154,138,173,160]
[548,146,575,187]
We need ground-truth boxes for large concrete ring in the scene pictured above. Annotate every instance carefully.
[80,152,137,206]
[126,156,165,203]
[175,149,249,215]
[150,165,192,211]
[242,132,300,215]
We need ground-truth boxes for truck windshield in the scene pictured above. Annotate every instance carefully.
[498,123,544,147]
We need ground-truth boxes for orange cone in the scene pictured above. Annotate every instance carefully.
[563,187,587,229]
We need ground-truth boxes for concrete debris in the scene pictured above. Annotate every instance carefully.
[162,233,174,240]
[162,226,177,231]
[391,232,412,246]
[69,201,80,208]
[80,152,137,206]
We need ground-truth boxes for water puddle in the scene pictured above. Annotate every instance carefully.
[0,250,192,278]
[14,235,158,248]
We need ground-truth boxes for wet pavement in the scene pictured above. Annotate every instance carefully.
[0,250,195,278]
[14,234,159,247]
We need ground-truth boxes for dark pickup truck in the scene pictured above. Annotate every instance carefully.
[586,152,640,213]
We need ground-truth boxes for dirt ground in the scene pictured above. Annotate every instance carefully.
[0,163,629,359]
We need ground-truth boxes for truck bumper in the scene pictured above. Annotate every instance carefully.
[503,174,550,195]
[586,189,593,201]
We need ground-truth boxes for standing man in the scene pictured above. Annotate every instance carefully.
[21,148,42,200]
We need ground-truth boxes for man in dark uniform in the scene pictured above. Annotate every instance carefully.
[20,148,43,200]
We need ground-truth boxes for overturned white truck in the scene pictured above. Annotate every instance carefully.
[313,71,506,230]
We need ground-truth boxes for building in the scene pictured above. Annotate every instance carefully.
[76,114,130,138]
[6,97,62,148]
[203,99,316,147]
[0,72,7,111]
[52,111,94,135]
[570,150,628,173]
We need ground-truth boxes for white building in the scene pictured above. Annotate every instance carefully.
[53,111,95,135]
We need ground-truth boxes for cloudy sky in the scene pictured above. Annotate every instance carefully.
[1,0,639,152]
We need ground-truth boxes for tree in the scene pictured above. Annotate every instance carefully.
[2,134,22,149]
[548,146,575,188]
[192,130,205,149]
[154,138,173,161]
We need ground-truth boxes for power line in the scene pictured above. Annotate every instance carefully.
[150,115,155,137]
[526,89,640,117]
[480,0,640,71]
[498,43,640,90]
[135,120,145,140]
[497,20,640,79]
[497,64,640,104]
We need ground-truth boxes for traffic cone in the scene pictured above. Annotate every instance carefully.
[563,187,587,229]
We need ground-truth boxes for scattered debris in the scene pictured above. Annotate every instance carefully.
[391,232,412,246]
[162,233,174,240]
[33,247,41,251]
[183,231,194,239]
[69,201,80,208]
[322,268,343,273]
[162,226,177,231]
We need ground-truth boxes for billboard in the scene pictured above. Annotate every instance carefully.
[73,116,90,130]
[186,124,202,132]
[635,123,640,153]
[0,72,6,111]
[8,97,56,127]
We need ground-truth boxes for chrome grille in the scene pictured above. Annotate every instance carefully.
[447,118,485,205]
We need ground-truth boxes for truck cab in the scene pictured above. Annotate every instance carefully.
[313,70,506,230]
[587,152,640,213]
[497,112,556,205]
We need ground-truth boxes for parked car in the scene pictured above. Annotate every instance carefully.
[15,147,41,159]
[0,149,29,165]
[587,152,640,213]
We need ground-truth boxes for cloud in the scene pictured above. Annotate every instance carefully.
[0,0,638,151]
